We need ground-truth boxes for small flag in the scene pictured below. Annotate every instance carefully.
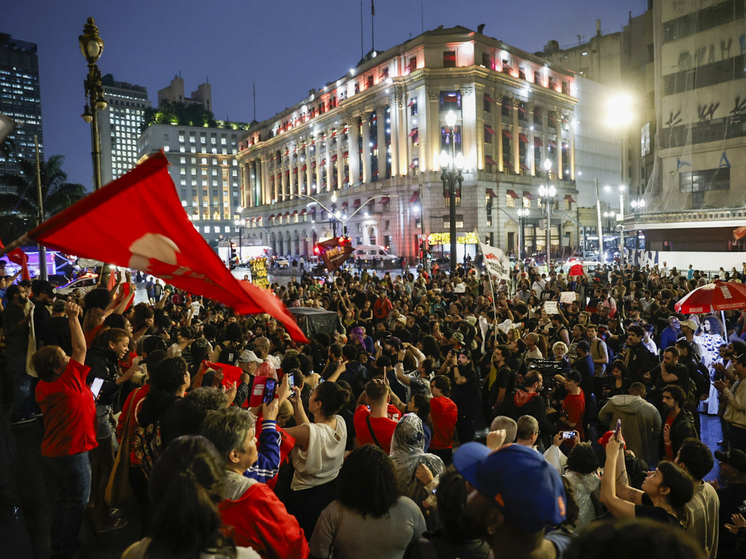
[733,226,746,241]
[677,158,691,171]
[0,238,30,280]
[719,151,731,168]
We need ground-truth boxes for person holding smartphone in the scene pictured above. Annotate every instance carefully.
[32,301,97,559]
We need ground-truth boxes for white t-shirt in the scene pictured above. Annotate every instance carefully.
[122,538,260,559]
[291,417,347,490]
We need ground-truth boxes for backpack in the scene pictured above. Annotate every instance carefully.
[691,357,712,398]
[218,343,241,367]
[684,377,700,409]
[131,420,162,479]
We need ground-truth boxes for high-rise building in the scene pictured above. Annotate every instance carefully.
[0,32,43,192]
[236,26,617,262]
[98,74,150,184]
[138,81,248,246]
[100,74,151,184]
[158,76,212,112]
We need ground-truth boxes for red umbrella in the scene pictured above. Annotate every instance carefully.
[569,264,584,277]
[674,280,746,314]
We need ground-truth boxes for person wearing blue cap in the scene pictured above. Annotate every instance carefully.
[453,442,570,558]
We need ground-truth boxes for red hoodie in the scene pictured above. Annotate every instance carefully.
[220,482,309,559]
[429,396,458,449]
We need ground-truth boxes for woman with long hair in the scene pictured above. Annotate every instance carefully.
[407,394,433,450]
[283,381,350,539]
[309,445,426,559]
[600,428,693,528]
[122,435,260,559]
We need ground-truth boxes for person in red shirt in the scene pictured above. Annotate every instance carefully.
[32,301,97,558]
[558,370,586,442]
[201,405,309,559]
[373,292,393,324]
[429,375,458,465]
[353,379,399,452]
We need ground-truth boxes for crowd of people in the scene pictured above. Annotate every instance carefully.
[3,256,746,559]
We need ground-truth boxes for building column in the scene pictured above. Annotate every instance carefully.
[527,103,536,177]
[426,88,440,172]
[260,156,269,205]
[280,163,287,202]
[377,106,387,180]
[347,116,360,186]
[566,111,576,181]
[336,128,344,189]
[304,142,312,195]
[512,99,520,175]
[361,111,372,183]
[496,94,504,173]
[460,86,476,171]
[541,109,549,173]
[389,92,401,176]
[298,152,305,196]
[314,136,322,193]
[397,90,409,176]
[554,110,563,180]
[325,130,333,192]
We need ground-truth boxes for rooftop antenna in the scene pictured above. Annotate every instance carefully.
[371,0,375,53]
[253,82,256,122]
[360,0,364,59]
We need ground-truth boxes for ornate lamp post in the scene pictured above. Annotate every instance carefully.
[439,110,464,273]
[79,17,107,192]
[539,159,556,270]
[517,208,530,260]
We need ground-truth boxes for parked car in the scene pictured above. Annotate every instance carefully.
[55,274,100,296]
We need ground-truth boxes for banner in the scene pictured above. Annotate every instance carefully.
[317,237,353,273]
[631,249,658,268]
[25,152,307,342]
[248,258,270,289]
[478,239,511,282]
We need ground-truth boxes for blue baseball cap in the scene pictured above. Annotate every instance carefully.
[453,443,566,533]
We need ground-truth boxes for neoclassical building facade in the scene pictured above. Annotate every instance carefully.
[237,26,581,262]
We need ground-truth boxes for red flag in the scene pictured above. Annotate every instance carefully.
[0,238,30,280]
[734,226,746,241]
[316,237,353,273]
[26,152,308,343]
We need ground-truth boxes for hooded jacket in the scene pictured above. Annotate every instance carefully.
[598,394,662,464]
[508,389,549,434]
[220,470,309,559]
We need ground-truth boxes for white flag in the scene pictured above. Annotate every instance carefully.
[479,240,511,281]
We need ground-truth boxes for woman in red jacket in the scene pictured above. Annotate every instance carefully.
[428,375,458,465]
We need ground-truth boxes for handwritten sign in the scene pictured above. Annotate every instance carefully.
[560,292,577,304]
[249,258,270,289]
[544,301,559,315]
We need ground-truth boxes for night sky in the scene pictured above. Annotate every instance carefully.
[5,0,645,189]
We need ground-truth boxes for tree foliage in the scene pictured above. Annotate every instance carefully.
[0,154,87,242]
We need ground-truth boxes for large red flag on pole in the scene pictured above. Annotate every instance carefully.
[25,152,308,342]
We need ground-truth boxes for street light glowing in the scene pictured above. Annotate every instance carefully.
[454,152,465,170]
[439,150,450,169]
[331,192,337,203]
[606,94,634,127]
[445,110,457,128]
[543,159,552,171]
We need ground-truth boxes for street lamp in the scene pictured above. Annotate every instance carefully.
[79,17,107,192]
[538,183,556,270]
[517,208,530,260]
[79,17,109,283]
[440,110,464,273]
[234,217,245,265]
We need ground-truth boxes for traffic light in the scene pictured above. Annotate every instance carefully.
[230,243,237,268]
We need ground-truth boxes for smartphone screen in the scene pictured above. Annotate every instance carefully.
[288,374,295,389]
[615,418,622,439]
[263,379,277,404]
[561,431,576,440]
[90,378,104,399]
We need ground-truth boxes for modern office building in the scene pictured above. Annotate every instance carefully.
[100,74,151,184]
[138,82,249,246]
[0,32,43,192]
[235,25,608,263]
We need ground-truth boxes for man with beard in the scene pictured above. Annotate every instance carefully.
[453,442,569,559]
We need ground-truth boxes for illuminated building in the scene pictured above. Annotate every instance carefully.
[0,32,43,192]
[237,26,587,262]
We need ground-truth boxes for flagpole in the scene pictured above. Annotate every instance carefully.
[35,135,47,280]
[371,0,375,52]
[360,0,364,59]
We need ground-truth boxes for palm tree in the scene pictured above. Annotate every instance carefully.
[0,155,87,234]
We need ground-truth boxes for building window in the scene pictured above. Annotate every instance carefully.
[440,91,461,113]
[523,197,531,208]
[366,75,374,89]
[410,128,419,146]
[408,57,417,73]
[506,194,515,208]
[443,51,456,68]
[481,52,492,69]
[679,167,730,192]
[483,95,492,113]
